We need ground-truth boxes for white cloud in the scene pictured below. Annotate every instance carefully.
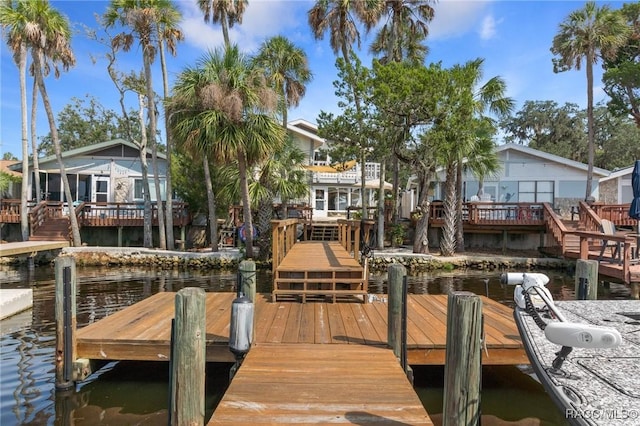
[180,0,308,54]
[479,15,499,40]
[429,0,492,40]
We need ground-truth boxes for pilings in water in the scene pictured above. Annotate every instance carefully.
[575,259,598,300]
[442,291,483,426]
[55,256,76,391]
[170,287,206,426]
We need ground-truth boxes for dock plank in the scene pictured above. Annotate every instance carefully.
[208,344,433,425]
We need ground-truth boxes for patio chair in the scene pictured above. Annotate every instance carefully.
[598,219,621,263]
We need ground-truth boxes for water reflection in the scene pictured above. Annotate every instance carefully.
[0,264,634,425]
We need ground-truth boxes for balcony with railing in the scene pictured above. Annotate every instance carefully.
[310,161,380,185]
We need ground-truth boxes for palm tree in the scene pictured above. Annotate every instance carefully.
[255,35,313,128]
[170,46,285,258]
[155,0,183,251]
[219,136,308,260]
[1,0,81,245]
[370,0,435,64]
[197,0,247,46]
[1,0,31,241]
[104,0,178,249]
[437,59,512,256]
[551,1,628,200]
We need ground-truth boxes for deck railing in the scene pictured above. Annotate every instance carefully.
[429,202,545,226]
[29,201,64,236]
[591,202,635,227]
[0,198,22,223]
[76,202,190,227]
[542,202,569,255]
[579,201,603,232]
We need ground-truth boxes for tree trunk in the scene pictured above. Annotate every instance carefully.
[585,58,594,200]
[377,161,386,250]
[255,197,273,261]
[455,162,465,253]
[137,93,153,248]
[361,150,368,219]
[202,155,218,251]
[237,148,254,258]
[144,52,166,249]
[33,52,81,246]
[441,164,457,256]
[31,75,41,204]
[412,172,431,254]
[160,38,175,250]
[19,42,29,241]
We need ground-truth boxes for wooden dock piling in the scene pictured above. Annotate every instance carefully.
[238,259,256,302]
[443,292,483,426]
[575,259,598,300]
[54,256,76,391]
[170,288,206,426]
[387,264,405,360]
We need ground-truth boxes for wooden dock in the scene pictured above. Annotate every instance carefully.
[208,343,432,425]
[271,220,368,303]
[75,292,526,366]
[0,240,69,257]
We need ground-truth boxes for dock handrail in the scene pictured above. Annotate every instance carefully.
[337,219,361,260]
[0,198,22,223]
[271,218,300,274]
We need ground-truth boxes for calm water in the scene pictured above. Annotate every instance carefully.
[0,264,635,426]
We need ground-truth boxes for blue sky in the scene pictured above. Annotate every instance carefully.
[0,0,625,159]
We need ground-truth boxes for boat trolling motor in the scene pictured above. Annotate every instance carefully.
[501,272,622,369]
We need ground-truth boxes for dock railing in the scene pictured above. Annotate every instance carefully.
[337,219,361,260]
[29,201,64,236]
[271,219,301,274]
[591,202,635,227]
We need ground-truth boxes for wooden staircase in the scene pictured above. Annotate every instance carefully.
[30,217,70,241]
[309,223,338,241]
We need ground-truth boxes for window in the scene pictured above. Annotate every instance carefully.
[134,179,166,201]
[315,189,325,210]
[328,187,348,211]
[519,181,554,203]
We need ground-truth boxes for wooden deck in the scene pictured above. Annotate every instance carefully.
[0,240,69,257]
[273,241,367,303]
[208,344,432,425]
[75,292,526,366]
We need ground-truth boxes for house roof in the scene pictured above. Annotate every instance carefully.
[10,139,166,172]
[0,160,21,178]
[599,165,635,182]
[495,143,611,177]
[287,119,325,147]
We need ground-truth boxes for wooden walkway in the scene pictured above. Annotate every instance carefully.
[273,241,367,303]
[208,344,432,425]
[75,292,526,366]
[0,240,69,257]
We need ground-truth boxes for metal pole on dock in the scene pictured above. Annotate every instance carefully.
[55,256,77,391]
[443,291,482,426]
[238,259,256,302]
[170,288,206,426]
[575,259,598,300]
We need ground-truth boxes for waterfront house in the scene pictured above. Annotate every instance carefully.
[8,138,168,204]
[428,143,611,217]
[287,119,384,219]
